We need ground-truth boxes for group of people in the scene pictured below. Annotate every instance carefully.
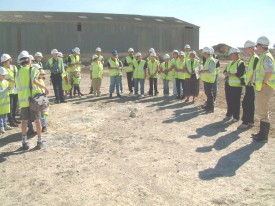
[0,35,274,150]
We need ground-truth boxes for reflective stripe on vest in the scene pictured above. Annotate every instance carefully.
[226,59,244,87]
[0,80,10,115]
[108,58,119,77]
[200,57,216,83]
[148,60,159,78]
[245,54,258,85]
[175,59,186,80]
[255,52,275,91]
[91,62,103,79]
[161,61,173,80]
[133,60,146,79]
[126,56,135,72]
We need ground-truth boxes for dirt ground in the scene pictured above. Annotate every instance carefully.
[0,61,274,206]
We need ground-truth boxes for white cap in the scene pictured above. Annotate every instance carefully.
[244,40,256,48]
[179,51,185,56]
[57,52,63,58]
[128,48,134,52]
[34,52,43,57]
[210,47,214,55]
[173,50,179,54]
[51,49,58,54]
[32,64,42,70]
[18,50,30,63]
[184,44,191,49]
[229,47,240,55]
[92,54,98,60]
[96,47,101,52]
[202,47,211,54]
[163,54,170,59]
[1,54,12,63]
[256,36,270,47]
[29,55,34,61]
[74,47,80,54]
[150,52,157,57]
[149,48,155,53]
[135,52,142,57]
[40,69,46,75]
[0,66,8,75]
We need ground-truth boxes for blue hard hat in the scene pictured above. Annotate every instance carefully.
[112,50,118,55]
[69,49,74,54]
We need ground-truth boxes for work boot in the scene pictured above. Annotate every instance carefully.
[253,121,270,143]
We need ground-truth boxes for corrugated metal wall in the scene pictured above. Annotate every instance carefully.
[0,21,199,58]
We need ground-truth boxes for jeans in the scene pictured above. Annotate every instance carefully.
[0,114,7,128]
[41,115,46,128]
[176,78,184,97]
[51,73,64,101]
[73,85,81,96]
[109,76,120,94]
[126,72,133,92]
[204,82,214,109]
[225,83,242,120]
[7,94,18,123]
[149,78,158,95]
[213,75,218,102]
[163,79,170,95]
[134,79,145,95]
[172,77,177,96]
[119,75,123,92]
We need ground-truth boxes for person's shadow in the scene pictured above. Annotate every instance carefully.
[198,142,265,180]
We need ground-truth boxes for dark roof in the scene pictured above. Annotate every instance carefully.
[0,11,199,27]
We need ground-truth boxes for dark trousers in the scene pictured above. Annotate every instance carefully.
[204,82,214,109]
[73,85,81,95]
[149,78,158,95]
[126,72,133,92]
[242,85,255,124]
[51,73,64,101]
[225,83,242,120]
[176,78,184,97]
[7,94,18,123]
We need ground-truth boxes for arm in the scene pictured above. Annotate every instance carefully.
[33,79,49,95]
[263,56,274,83]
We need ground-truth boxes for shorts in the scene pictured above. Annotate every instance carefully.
[21,107,41,121]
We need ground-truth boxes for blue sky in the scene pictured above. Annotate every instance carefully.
[1,0,275,49]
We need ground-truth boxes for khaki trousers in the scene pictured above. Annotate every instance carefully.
[255,85,273,123]
[92,78,102,96]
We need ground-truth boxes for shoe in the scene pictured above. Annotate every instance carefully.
[117,94,122,98]
[36,140,44,149]
[5,125,13,130]
[129,91,133,94]
[14,119,21,124]
[109,94,112,98]
[54,100,60,104]
[42,127,47,133]
[253,121,269,143]
[141,95,144,97]
[175,96,180,99]
[205,108,214,113]
[121,91,123,94]
[22,142,30,150]
[185,99,190,103]
[27,128,36,136]
[237,124,249,129]
[9,122,18,127]
[89,91,93,94]
[0,128,5,134]
[60,100,67,103]
[231,118,239,122]
[223,116,232,121]
[180,96,185,100]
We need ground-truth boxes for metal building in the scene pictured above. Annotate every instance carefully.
[0,11,199,57]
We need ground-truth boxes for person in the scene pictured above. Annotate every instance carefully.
[58,52,70,99]
[107,50,122,98]
[15,51,49,150]
[171,50,179,96]
[185,51,200,102]
[199,47,216,113]
[238,41,259,129]
[45,49,66,103]
[33,52,43,67]
[90,47,104,94]
[252,36,275,142]
[118,58,123,94]
[124,48,135,94]
[0,67,12,134]
[223,48,245,122]
[133,52,147,97]
[211,48,220,103]
[1,53,20,127]
[91,54,103,97]
[73,71,82,97]
[148,52,159,96]
[184,44,191,60]
[175,51,186,99]
[67,47,81,97]
[160,54,172,96]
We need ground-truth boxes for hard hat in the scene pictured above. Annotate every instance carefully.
[184,44,191,49]
[112,50,118,55]
[1,54,12,63]
[210,47,214,55]
[96,47,101,52]
[51,49,58,54]
[149,48,155,53]
[34,52,43,57]
[202,47,211,54]
[57,52,63,58]
[128,48,134,52]
[229,47,240,55]
[150,52,157,57]
[69,49,74,54]
[173,50,179,54]
[18,50,30,62]
[92,54,98,60]
[190,50,197,56]
[74,47,80,54]
[29,55,34,61]
[0,66,8,75]
[179,51,185,56]
[244,40,256,48]
[32,64,42,70]
[163,54,170,59]
[135,52,142,57]
[40,69,46,75]
[256,36,270,47]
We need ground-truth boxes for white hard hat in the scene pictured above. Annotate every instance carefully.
[128,48,134,52]
[96,47,101,52]
[256,36,270,47]
[244,40,256,48]
[163,54,170,59]
[179,51,185,56]
[210,47,214,55]
[150,52,157,57]
[184,44,191,49]
[135,52,142,57]
[18,50,30,62]
[1,54,12,63]
[92,54,98,60]
[34,52,43,57]
[149,48,155,53]
[57,52,63,58]
[0,66,8,75]
[29,55,34,61]
[40,69,46,75]
[51,49,58,54]
[202,47,211,54]
[229,47,240,55]
[32,64,42,70]
[190,50,197,56]
[74,47,80,54]
[173,50,179,54]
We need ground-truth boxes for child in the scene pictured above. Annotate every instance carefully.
[73,71,82,97]
[148,52,160,96]
[0,67,12,134]
[160,54,172,96]
[91,54,103,97]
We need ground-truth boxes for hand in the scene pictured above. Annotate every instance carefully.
[45,88,49,95]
